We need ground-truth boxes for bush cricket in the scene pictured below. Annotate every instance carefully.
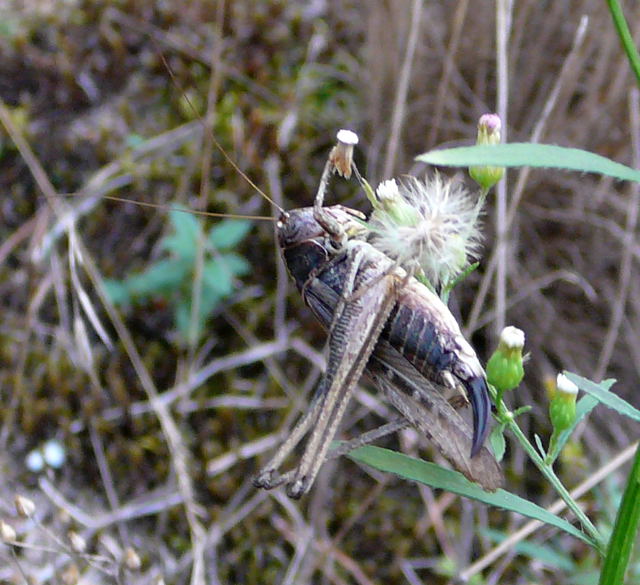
[253,132,503,498]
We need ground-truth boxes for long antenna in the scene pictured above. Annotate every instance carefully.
[60,193,274,221]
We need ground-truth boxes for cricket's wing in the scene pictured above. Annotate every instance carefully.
[369,340,504,491]
[288,251,398,497]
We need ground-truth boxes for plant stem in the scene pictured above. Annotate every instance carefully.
[606,0,640,86]
[497,401,605,551]
[598,441,640,584]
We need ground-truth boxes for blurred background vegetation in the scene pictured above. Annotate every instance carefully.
[0,0,639,583]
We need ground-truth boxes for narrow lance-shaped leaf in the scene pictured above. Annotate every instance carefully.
[565,372,640,422]
[348,445,597,547]
[417,143,640,184]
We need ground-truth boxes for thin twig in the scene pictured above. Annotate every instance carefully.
[187,0,226,365]
[172,489,270,577]
[594,87,640,379]
[466,15,589,334]
[88,423,127,545]
[427,0,470,147]
[492,0,512,335]
[39,477,183,530]
[206,432,285,477]
[382,0,423,178]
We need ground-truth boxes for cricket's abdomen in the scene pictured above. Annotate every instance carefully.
[382,281,491,456]
[383,304,455,377]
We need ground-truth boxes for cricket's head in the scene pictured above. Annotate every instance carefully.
[276,207,322,248]
[277,205,367,290]
[276,205,367,249]
[277,208,329,290]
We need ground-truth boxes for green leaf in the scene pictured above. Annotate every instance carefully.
[208,219,252,249]
[125,258,191,299]
[174,288,223,345]
[199,283,223,316]
[512,405,533,417]
[175,301,197,344]
[534,433,547,458]
[202,259,234,297]
[606,0,640,87]
[417,144,640,183]
[348,445,595,547]
[161,207,200,259]
[564,373,640,421]
[442,262,479,299]
[219,252,251,276]
[103,279,130,305]
[481,528,576,571]
[489,424,506,462]
[569,571,599,585]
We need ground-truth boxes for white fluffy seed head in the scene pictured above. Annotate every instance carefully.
[368,175,483,287]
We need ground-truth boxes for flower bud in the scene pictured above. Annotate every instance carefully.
[0,520,17,543]
[14,495,36,518]
[373,179,422,225]
[124,546,142,571]
[548,373,578,433]
[329,129,358,178]
[68,531,87,553]
[477,113,502,144]
[486,326,525,394]
[469,113,505,190]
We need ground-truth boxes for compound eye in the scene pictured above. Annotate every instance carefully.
[327,236,344,254]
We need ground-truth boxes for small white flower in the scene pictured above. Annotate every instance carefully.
[556,373,579,396]
[375,179,401,202]
[500,326,525,349]
[368,175,483,287]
